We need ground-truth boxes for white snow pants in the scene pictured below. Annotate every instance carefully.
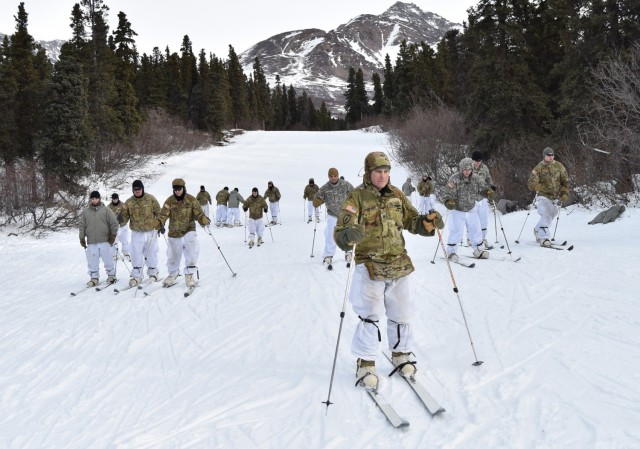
[215,204,227,225]
[227,207,241,226]
[86,242,115,279]
[446,205,483,255]
[269,201,280,222]
[323,214,338,258]
[201,204,210,220]
[419,195,434,214]
[534,196,559,239]
[476,198,489,240]
[166,231,199,276]
[248,217,265,241]
[306,200,319,220]
[349,265,415,361]
[115,224,130,255]
[130,230,159,278]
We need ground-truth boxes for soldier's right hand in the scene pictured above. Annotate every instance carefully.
[445,199,456,210]
[344,225,365,245]
[312,198,323,208]
[159,225,165,234]
[243,206,248,212]
[80,238,87,249]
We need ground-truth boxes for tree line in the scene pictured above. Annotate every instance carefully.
[344,0,640,204]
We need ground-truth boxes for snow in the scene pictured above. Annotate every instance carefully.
[2,130,639,449]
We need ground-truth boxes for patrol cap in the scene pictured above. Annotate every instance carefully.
[459,157,474,171]
[172,178,185,187]
[543,147,555,157]
[365,151,391,172]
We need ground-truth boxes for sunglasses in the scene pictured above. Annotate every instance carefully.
[546,154,555,157]
[133,187,142,191]
[173,186,184,191]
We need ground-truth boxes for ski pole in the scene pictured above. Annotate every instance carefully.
[244,210,247,243]
[267,220,274,243]
[434,225,483,366]
[430,210,449,264]
[491,199,516,260]
[116,249,132,275]
[323,243,358,414]
[205,227,237,277]
[493,202,499,244]
[310,215,319,258]
[515,194,537,244]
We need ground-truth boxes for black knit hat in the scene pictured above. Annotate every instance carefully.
[252,187,259,193]
[132,179,144,190]
[200,185,205,190]
[234,187,238,191]
[90,191,101,199]
[111,193,119,199]
[471,151,483,162]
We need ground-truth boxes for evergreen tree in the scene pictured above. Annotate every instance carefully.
[226,45,249,128]
[318,101,332,131]
[344,67,357,124]
[0,36,19,164]
[382,54,395,118]
[287,84,298,126]
[371,72,384,115]
[252,57,271,129]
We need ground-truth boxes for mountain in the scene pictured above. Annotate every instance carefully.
[0,32,64,63]
[239,2,461,115]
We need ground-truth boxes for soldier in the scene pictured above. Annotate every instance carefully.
[312,168,354,268]
[226,187,245,227]
[442,158,495,261]
[264,181,281,225]
[196,185,212,220]
[471,151,494,247]
[215,186,230,227]
[158,179,211,288]
[527,147,569,247]
[303,178,320,223]
[120,179,163,286]
[401,177,415,203]
[79,191,119,287]
[243,187,269,248]
[417,175,435,214]
[334,151,443,390]
[108,193,130,259]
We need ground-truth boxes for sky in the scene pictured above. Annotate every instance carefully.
[0,0,476,57]
[1,129,639,448]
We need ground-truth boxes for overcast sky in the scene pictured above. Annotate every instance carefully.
[1,0,476,57]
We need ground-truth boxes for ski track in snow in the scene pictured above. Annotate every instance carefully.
[1,130,640,449]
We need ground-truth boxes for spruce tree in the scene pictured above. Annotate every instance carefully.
[371,72,384,115]
[226,45,250,128]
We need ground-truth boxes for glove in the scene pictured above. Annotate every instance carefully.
[531,183,543,192]
[80,238,87,249]
[243,206,248,212]
[108,235,116,245]
[417,211,444,236]
[486,188,496,199]
[445,199,456,210]
[264,208,268,213]
[159,225,165,234]
[490,185,497,191]
[335,225,365,250]
[560,193,568,203]
[117,212,123,223]
[312,198,323,208]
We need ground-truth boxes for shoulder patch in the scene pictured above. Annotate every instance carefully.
[447,182,454,188]
[345,204,357,214]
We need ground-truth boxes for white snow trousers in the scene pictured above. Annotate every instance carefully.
[323,214,338,258]
[130,230,159,278]
[269,201,280,222]
[166,231,199,276]
[248,217,265,241]
[306,201,319,220]
[215,205,227,225]
[446,205,483,255]
[201,204,210,220]
[476,198,489,240]
[419,195,434,214]
[114,224,130,255]
[86,242,115,279]
[227,207,241,226]
[349,265,415,361]
[534,196,559,239]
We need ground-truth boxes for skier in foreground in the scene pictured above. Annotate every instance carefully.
[334,151,443,390]
[158,178,211,288]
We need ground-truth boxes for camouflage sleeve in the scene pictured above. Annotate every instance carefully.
[193,201,210,226]
[158,199,170,225]
[313,185,326,207]
[207,192,212,204]
[559,164,569,195]
[106,207,119,236]
[401,191,420,233]
[79,210,86,241]
[442,178,456,203]
[276,188,281,201]
[120,202,130,226]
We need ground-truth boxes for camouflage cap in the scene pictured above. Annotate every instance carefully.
[365,151,391,172]
[172,178,186,187]
[328,168,339,177]
[459,157,474,171]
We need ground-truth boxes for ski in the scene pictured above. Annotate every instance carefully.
[95,280,117,291]
[365,389,410,428]
[442,257,475,268]
[184,285,196,297]
[113,284,138,294]
[143,281,178,296]
[464,254,521,263]
[544,244,573,251]
[70,281,105,296]
[383,353,445,416]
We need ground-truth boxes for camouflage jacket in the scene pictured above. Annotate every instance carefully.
[417,179,434,196]
[401,179,415,196]
[243,195,268,220]
[442,172,490,212]
[473,163,493,200]
[527,160,569,200]
[227,191,245,208]
[121,193,162,232]
[215,190,230,205]
[315,179,354,217]
[263,186,281,203]
[108,201,125,227]
[196,191,212,205]
[159,193,210,238]
[334,182,422,280]
[80,202,119,244]
[303,184,319,201]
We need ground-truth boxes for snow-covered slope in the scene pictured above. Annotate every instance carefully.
[1,130,639,449]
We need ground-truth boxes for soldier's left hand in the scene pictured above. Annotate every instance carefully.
[560,193,568,204]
